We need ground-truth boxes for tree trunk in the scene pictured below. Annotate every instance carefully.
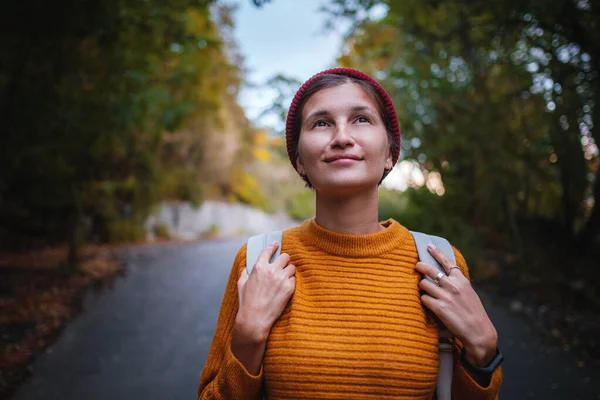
[576,167,600,253]
[67,210,80,272]
[504,192,524,266]
[576,81,600,253]
[67,187,83,272]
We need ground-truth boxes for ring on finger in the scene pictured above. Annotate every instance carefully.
[449,266,461,273]
[433,271,446,285]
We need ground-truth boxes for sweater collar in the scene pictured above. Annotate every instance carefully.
[299,217,412,257]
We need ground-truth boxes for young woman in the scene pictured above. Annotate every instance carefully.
[197,68,503,399]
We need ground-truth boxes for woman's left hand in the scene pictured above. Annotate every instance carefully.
[415,244,498,367]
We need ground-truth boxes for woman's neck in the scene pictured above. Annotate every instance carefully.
[314,187,383,234]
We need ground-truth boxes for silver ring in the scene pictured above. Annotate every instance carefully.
[433,271,446,284]
[449,266,461,273]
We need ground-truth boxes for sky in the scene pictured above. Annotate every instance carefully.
[232,0,349,129]
[231,0,416,192]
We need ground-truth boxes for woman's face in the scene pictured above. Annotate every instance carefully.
[296,82,393,195]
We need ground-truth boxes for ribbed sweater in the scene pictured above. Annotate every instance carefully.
[198,218,502,399]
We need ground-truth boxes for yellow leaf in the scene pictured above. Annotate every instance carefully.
[254,148,271,162]
[185,8,210,36]
[255,131,268,146]
[270,137,283,147]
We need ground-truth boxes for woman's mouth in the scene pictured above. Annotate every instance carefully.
[324,154,363,164]
[327,158,360,166]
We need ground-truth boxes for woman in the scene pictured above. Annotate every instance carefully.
[197,68,503,399]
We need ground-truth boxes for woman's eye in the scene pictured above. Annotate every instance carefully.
[356,116,370,123]
[314,120,328,127]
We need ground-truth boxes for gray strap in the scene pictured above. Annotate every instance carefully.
[246,231,282,400]
[246,231,283,275]
[438,341,454,400]
[410,231,456,400]
[410,231,455,282]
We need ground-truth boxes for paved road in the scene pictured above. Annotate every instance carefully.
[10,239,600,400]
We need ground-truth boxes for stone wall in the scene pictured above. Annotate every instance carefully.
[145,201,300,240]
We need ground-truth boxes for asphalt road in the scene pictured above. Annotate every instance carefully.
[10,238,600,400]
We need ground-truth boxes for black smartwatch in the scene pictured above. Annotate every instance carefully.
[460,346,504,376]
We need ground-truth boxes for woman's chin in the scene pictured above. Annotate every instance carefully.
[313,177,377,195]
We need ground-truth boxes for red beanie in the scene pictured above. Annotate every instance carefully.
[285,67,401,171]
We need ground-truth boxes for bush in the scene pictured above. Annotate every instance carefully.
[200,223,220,239]
[152,222,171,239]
[285,189,316,221]
[106,220,145,243]
[158,168,204,207]
[229,166,272,213]
[379,187,481,263]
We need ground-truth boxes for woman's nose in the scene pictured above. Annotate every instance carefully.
[331,124,355,148]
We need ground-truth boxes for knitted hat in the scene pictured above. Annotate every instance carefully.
[285,67,401,171]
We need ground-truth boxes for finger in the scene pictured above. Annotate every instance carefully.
[273,252,291,269]
[420,293,441,315]
[257,241,280,266]
[284,264,296,278]
[238,268,249,287]
[415,261,444,280]
[416,261,451,288]
[427,244,455,274]
[287,276,296,292]
[448,265,464,276]
[419,277,444,298]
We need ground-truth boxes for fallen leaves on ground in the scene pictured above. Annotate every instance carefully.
[0,246,125,398]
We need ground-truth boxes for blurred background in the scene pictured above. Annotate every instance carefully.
[1,0,599,399]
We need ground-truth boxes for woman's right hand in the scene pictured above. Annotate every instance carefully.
[235,242,296,343]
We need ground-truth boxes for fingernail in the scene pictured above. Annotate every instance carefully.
[428,243,436,250]
[272,241,279,246]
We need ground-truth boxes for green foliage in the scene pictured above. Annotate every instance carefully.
[107,219,146,244]
[158,168,204,207]
[209,223,220,234]
[152,222,171,240]
[377,187,410,222]
[379,187,480,260]
[229,166,273,214]
[329,0,599,255]
[0,1,252,258]
[200,223,220,239]
[285,189,316,221]
[259,74,303,126]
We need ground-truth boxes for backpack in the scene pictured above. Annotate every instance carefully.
[246,230,455,400]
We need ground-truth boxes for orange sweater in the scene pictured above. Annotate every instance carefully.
[198,218,502,399]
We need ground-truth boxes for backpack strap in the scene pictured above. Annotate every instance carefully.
[246,230,283,274]
[410,231,455,400]
[245,231,283,400]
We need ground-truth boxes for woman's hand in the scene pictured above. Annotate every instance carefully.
[235,242,296,343]
[415,244,498,368]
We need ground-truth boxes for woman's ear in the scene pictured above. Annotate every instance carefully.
[296,154,305,176]
[385,150,393,171]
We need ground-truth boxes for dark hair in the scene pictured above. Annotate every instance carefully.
[291,74,398,188]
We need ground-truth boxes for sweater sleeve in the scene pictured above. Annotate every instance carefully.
[197,244,264,400]
[449,247,503,400]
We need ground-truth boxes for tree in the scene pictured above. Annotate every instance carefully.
[0,0,244,268]
[322,0,598,255]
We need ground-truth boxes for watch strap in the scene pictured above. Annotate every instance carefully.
[460,346,504,376]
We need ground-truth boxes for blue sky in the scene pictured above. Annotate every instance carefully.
[232,0,348,129]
